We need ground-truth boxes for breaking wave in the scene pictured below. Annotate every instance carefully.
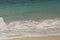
[0,17,60,39]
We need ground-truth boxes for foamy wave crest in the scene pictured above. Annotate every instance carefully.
[0,17,60,39]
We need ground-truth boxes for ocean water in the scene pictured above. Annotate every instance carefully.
[0,0,60,40]
[0,0,60,21]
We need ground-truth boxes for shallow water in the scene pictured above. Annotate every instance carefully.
[0,17,60,40]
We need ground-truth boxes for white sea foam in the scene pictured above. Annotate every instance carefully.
[0,17,60,40]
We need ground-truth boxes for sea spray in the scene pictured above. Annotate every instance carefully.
[0,17,8,31]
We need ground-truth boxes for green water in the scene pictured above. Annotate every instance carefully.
[0,0,60,21]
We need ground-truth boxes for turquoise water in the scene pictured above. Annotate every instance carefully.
[0,0,60,21]
[0,0,60,39]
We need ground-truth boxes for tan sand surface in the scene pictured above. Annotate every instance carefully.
[7,36,60,40]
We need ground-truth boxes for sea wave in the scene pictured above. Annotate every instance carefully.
[0,17,60,39]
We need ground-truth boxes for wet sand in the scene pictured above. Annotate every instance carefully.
[7,35,60,40]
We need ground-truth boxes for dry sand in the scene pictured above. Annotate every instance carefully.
[6,35,60,40]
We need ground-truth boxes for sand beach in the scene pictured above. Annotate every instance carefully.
[6,35,60,40]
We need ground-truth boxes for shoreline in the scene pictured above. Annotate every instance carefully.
[4,35,60,40]
[1,33,60,40]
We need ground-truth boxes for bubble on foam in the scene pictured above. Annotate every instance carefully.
[0,17,60,39]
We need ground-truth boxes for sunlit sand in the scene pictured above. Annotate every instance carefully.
[7,36,60,40]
